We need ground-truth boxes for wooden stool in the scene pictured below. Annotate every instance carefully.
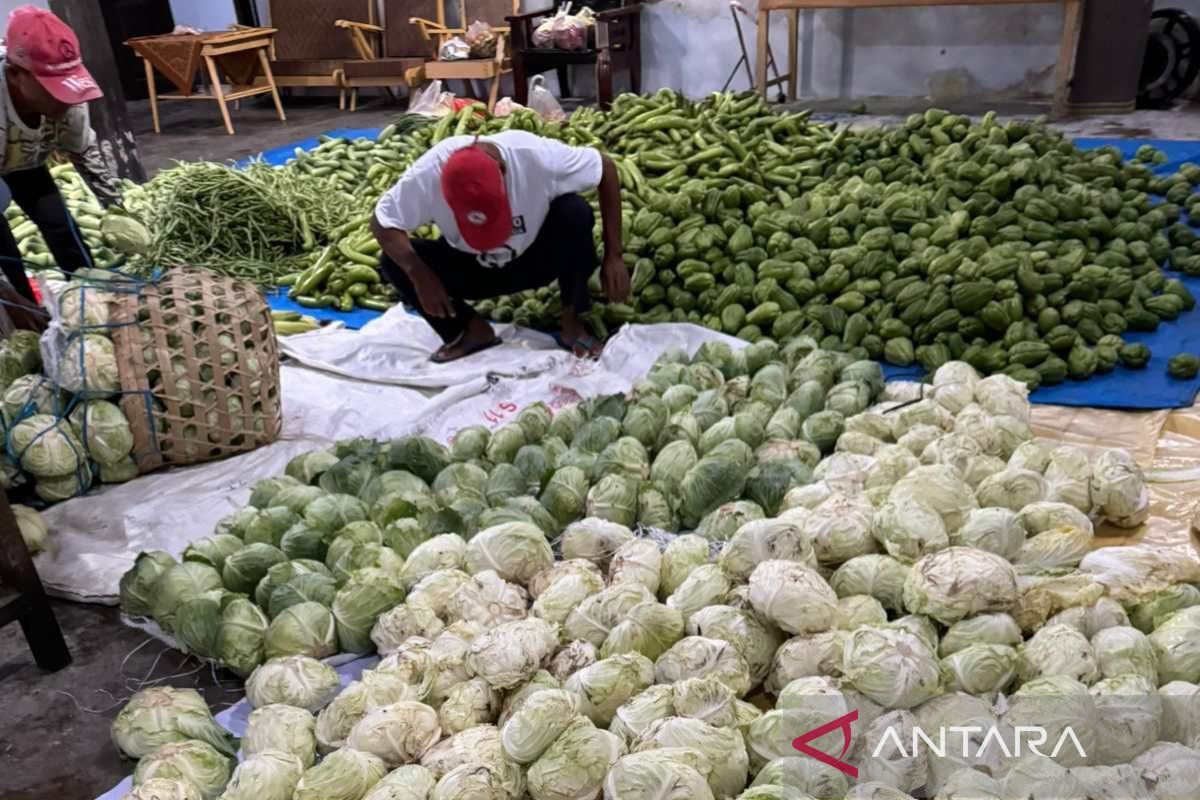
[127,27,287,136]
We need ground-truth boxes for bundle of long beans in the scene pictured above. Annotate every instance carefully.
[119,162,357,284]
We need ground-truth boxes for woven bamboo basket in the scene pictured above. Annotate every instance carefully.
[110,268,282,473]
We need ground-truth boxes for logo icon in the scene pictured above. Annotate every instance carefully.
[792,709,859,779]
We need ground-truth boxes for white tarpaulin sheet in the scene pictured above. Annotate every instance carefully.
[277,309,572,389]
[36,320,736,605]
[36,366,433,603]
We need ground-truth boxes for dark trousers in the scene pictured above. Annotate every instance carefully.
[0,165,95,302]
[381,193,596,343]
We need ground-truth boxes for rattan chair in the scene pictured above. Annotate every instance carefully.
[265,0,374,90]
[413,0,520,113]
[336,0,442,111]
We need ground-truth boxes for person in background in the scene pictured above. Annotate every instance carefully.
[371,129,630,363]
[0,5,121,303]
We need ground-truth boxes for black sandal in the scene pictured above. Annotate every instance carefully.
[430,333,502,364]
[555,331,605,359]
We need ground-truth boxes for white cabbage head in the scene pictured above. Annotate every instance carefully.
[902,547,1019,624]
[842,625,942,709]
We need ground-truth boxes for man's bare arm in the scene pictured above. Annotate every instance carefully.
[371,216,452,317]
[597,155,630,302]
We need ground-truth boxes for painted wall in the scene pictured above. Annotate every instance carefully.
[636,0,1063,101]
[1157,0,1200,14]
[168,0,237,31]
[0,0,46,23]
[181,0,1161,102]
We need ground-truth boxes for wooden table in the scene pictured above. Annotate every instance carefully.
[755,0,1085,117]
[127,27,287,136]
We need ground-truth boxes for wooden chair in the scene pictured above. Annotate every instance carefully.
[508,1,642,110]
[413,0,521,112]
[265,0,375,90]
[336,0,442,111]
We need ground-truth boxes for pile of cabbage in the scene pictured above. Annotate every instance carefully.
[117,339,886,675]
[0,280,139,501]
[111,343,1200,800]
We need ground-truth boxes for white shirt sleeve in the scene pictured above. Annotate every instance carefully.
[374,150,442,232]
[538,139,603,196]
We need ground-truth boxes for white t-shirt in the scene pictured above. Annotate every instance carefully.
[374,130,603,268]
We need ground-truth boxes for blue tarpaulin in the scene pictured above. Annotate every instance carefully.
[238,127,385,168]
[265,288,388,329]
[252,128,1200,409]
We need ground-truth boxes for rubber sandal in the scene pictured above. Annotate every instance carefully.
[555,332,605,359]
[430,335,502,364]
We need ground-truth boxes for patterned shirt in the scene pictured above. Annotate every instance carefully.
[0,58,120,205]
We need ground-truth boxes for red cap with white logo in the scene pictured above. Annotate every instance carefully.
[5,5,102,105]
[441,145,512,252]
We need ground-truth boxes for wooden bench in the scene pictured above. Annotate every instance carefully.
[756,0,1084,116]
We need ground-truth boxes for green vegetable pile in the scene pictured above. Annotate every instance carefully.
[6,162,130,271]
[470,94,1200,389]
[116,161,361,285]
[87,93,1200,387]
[111,348,1200,800]
[110,114,434,303]
[118,338,887,676]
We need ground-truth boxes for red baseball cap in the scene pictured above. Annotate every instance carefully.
[441,145,511,252]
[5,6,102,105]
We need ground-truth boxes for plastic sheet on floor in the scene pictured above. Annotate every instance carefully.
[279,309,739,391]
[277,305,573,389]
[243,124,1200,408]
[236,127,385,168]
[1028,398,1200,581]
[96,654,380,800]
[35,365,435,604]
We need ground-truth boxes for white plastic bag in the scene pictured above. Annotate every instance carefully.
[408,79,455,117]
[440,36,471,61]
[532,15,557,47]
[533,4,569,48]
[555,6,594,50]
[527,75,565,121]
[493,97,527,117]
[465,20,498,58]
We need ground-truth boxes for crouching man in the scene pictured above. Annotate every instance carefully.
[371,130,629,363]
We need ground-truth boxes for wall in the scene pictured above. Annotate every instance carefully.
[638,0,1062,101]
[1157,0,1200,14]
[175,0,1153,102]
[0,0,46,23]
[169,0,237,31]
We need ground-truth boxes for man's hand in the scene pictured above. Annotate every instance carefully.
[602,254,631,303]
[412,266,454,318]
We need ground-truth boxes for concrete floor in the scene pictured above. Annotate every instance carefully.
[131,92,405,175]
[0,601,242,800]
[4,89,1200,800]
